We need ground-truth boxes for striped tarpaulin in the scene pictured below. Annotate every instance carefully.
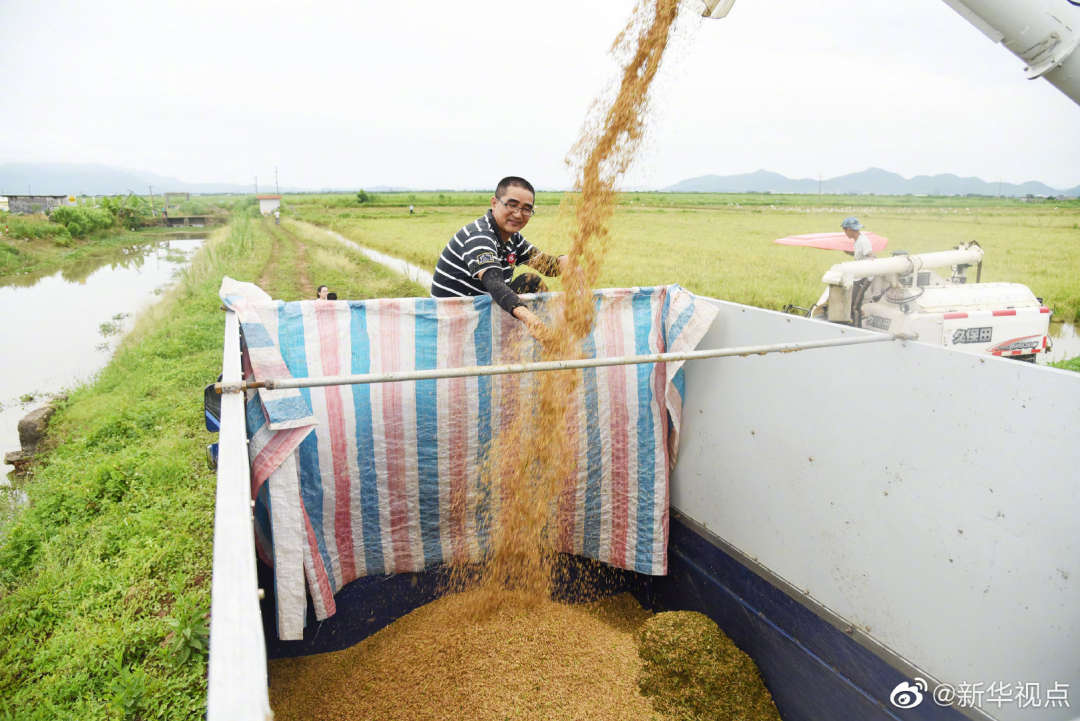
[220,277,718,639]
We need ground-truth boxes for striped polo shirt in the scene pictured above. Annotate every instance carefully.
[430,210,537,297]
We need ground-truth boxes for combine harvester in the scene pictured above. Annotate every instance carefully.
[784,241,1053,363]
[205,1,1079,720]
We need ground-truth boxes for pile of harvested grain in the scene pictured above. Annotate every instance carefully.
[269,591,658,721]
[637,611,782,721]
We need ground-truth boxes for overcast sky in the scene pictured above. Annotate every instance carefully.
[2,0,1079,191]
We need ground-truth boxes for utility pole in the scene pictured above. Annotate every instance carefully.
[275,166,279,195]
[148,184,155,215]
[254,176,259,195]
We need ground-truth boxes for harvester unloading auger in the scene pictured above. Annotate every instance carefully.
[705,0,1080,107]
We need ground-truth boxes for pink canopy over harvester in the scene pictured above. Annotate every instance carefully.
[774,231,888,253]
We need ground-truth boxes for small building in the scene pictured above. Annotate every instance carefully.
[164,191,190,212]
[257,195,281,215]
[5,194,71,215]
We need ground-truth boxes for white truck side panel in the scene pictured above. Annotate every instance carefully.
[671,300,1079,721]
[207,312,273,721]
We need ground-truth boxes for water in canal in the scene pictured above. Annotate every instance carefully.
[1,238,204,486]
[1046,318,1080,365]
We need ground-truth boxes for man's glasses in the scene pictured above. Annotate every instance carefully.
[496,197,536,217]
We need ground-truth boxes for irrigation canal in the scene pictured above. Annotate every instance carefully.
[1,238,204,480]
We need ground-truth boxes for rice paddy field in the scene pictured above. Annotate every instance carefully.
[285,191,1080,324]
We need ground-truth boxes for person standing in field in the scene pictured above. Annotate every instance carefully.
[430,176,567,339]
[841,216,874,260]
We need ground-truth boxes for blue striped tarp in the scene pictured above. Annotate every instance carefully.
[220,277,718,639]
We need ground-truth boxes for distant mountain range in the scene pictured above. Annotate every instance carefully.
[0,163,281,196]
[665,167,1080,197]
[2,162,1077,198]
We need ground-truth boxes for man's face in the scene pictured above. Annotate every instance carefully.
[490,185,535,237]
[843,227,859,240]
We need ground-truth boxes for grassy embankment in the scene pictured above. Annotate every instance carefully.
[287,191,1080,323]
[1054,356,1080,372]
[0,212,423,720]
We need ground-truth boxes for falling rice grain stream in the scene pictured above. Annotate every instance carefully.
[456,0,684,617]
[272,3,720,719]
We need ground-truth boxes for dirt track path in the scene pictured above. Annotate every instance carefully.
[257,219,314,299]
[257,219,279,291]
[283,223,314,298]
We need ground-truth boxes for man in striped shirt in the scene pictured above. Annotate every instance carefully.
[431,176,567,338]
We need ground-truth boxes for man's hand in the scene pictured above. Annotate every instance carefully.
[512,305,553,343]
[557,254,569,274]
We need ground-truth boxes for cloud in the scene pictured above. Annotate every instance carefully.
[2,0,1077,189]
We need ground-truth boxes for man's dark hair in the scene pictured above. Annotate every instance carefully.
[495,176,535,199]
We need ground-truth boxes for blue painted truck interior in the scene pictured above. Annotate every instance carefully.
[203,381,220,468]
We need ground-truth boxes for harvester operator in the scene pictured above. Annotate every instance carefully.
[841,216,874,260]
[430,176,567,339]
[840,216,880,318]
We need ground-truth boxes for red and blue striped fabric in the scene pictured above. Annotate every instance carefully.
[220,277,717,639]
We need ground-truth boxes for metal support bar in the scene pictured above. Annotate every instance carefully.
[216,332,910,394]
